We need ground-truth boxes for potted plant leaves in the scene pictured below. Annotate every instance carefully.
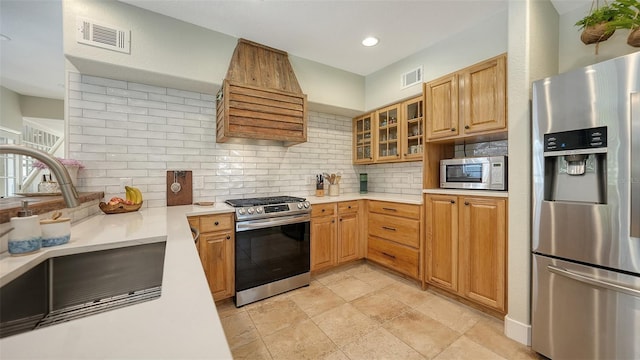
[575,2,619,47]
[609,0,640,46]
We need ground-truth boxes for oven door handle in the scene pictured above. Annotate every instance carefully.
[236,214,311,232]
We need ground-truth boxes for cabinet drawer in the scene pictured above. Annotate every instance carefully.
[338,201,359,214]
[367,236,419,279]
[199,213,234,233]
[368,213,419,248]
[312,203,336,217]
[368,201,420,219]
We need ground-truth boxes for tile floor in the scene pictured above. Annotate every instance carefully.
[216,261,543,360]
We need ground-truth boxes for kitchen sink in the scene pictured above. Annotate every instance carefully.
[0,240,166,339]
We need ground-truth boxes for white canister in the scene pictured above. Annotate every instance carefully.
[329,184,340,196]
[40,217,71,247]
[8,215,42,255]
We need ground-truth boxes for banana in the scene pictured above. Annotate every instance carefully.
[125,187,134,203]
[125,186,143,204]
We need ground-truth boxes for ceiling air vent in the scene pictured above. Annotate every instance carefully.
[76,17,130,54]
[401,66,423,89]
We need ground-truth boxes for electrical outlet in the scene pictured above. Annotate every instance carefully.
[119,178,132,188]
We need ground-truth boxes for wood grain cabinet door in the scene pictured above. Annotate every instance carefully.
[460,55,506,135]
[425,195,459,292]
[458,196,506,312]
[337,213,359,263]
[425,74,459,140]
[311,215,337,271]
[199,231,234,301]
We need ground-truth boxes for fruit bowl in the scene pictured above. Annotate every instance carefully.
[99,201,143,214]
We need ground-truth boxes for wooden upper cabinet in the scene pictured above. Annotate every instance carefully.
[425,54,507,142]
[401,96,425,161]
[460,55,506,135]
[425,74,459,140]
[353,113,374,164]
[375,104,401,162]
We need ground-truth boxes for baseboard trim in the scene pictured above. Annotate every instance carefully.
[504,314,531,346]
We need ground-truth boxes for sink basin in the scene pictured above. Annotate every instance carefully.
[0,241,166,339]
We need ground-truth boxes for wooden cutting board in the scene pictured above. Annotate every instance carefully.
[166,170,192,206]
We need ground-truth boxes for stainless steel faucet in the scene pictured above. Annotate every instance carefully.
[0,145,80,208]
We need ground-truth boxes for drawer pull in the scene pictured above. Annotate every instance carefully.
[451,127,456,132]
[382,226,397,231]
[465,125,470,129]
[382,207,397,212]
[214,221,219,226]
[464,202,469,206]
[226,235,230,240]
[450,200,456,204]
[322,209,326,212]
[382,252,396,259]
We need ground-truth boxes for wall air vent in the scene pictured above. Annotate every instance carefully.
[76,17,130,54]
[401,66,423,89]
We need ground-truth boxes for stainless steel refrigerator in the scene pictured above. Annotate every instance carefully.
[531,51,640,359]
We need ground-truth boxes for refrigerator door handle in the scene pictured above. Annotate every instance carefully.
[547,265,640,298]
[631,92,640,238]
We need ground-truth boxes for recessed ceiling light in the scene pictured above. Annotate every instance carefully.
[0,34,11,41]
[362,37,379,47]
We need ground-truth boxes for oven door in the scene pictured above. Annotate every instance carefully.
[235,214,310,293]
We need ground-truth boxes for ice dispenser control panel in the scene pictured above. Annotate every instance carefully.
[544,126,607,152]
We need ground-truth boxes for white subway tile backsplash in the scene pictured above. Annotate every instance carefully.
[83,75,127,89]
[68,99,107,111]
[68,72,423,206]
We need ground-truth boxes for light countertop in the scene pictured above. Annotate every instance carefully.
[0,194,421,358]
[306,192,423,205]
[0,204,234,359]
[422,188,509,198]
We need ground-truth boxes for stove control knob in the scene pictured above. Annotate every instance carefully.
[256,207,263,214]
[247,207,255,215]
[297,203,303,209]
[238,208,246,215]
[303,201,310,208]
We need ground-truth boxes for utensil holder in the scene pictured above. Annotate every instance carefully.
[329,184,340,196]
[8,215,42,255]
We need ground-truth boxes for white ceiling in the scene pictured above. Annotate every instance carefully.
[0,0,590,101]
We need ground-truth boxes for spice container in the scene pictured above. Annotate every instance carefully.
[8,201,42,256]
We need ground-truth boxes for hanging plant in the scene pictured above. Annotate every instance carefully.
[575,2,618,48]
[608,0,640,46]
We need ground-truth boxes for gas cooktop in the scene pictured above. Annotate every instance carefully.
[225,196,310,221]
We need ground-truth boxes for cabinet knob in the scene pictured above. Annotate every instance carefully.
[339,218,343,222]
[464,201,469,205]
[322,209,326,212]
[464,125,470,129]
[214,221,219,226]
[226,235,230,240]
[348,206,352,209]
[450,200,456,204]
[451,127,456,131]
[332,219,335,223]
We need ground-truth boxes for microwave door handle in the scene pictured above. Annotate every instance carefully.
[631,92,640,238]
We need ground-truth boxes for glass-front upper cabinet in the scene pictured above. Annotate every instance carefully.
[402,96,424,160]
[376,104,400,161]
[353,113,373,164]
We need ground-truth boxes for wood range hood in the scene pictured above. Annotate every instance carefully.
[216,39,307,146]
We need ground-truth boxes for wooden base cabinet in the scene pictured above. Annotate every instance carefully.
[311,201,363,272]
[367,201,421,279]
[189,213,235,301]
[424,194,507,314]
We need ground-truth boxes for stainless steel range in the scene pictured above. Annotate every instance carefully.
[225,196,311,307]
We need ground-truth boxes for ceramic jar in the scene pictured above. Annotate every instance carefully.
[40,217,71,247]
[8,215,42,255]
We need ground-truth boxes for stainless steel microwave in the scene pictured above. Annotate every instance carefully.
[440,156,507,190]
